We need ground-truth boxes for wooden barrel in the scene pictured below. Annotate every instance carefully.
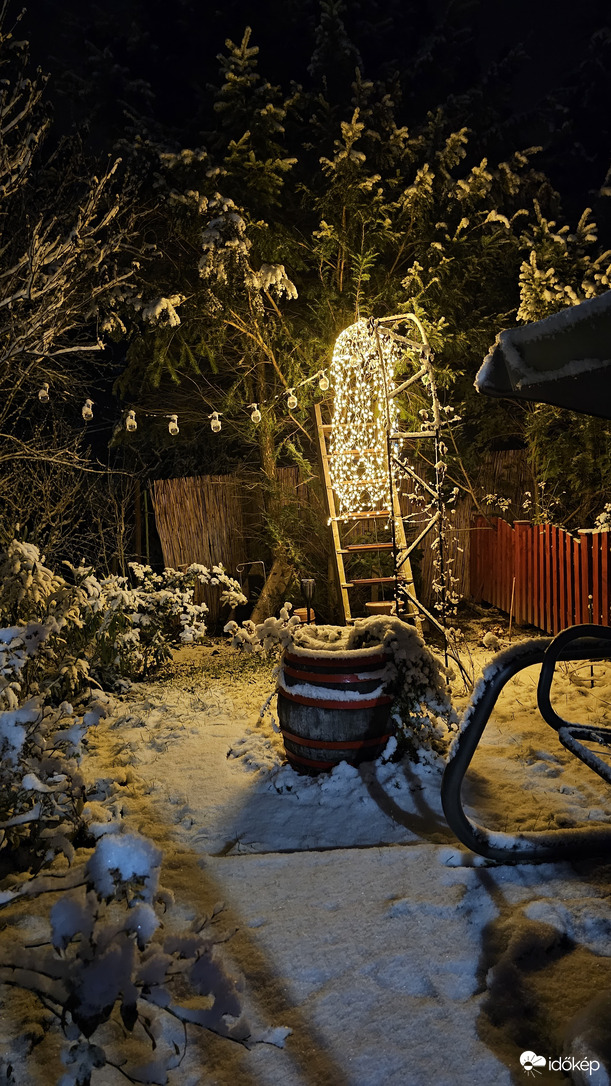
[277,643,394,774]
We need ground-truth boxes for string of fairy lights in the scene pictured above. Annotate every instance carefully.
[35,369,331,434]
[327,318,401,514]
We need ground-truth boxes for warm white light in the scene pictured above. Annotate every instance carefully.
[168,414,179,435]
[249,403,261,424]
[38,382,50,403]
[126,409,137,432]
[328,319,400,515]
[82,398,94,420]
[210,412,221,433]
[319,373,329,391]
[287,388,298,410]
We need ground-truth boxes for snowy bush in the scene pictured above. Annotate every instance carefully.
[224,602,301,655]
[0,539,247,694]
[0,693,111,870]
[0,828,247,1085]
[0,540,251,1080]
[0,540,247,861]
[93,561,246,685]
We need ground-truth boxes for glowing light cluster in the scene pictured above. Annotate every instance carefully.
[328,319,400,514]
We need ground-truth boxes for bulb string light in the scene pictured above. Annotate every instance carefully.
[34,366,333,434]
[328,319,401,515]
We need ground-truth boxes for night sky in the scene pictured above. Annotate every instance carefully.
[24,0,611,222]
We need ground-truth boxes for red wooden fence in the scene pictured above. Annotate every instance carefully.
[470,516,611,634]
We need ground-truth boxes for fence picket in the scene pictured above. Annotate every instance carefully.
[537,523,543,630]
[559,525,573,629]
[579,531,593,624]
[470,518,611,635]
[513,521,528,625]
[599,534,607,629]
[593,531,602,625]
[568,529,575,626]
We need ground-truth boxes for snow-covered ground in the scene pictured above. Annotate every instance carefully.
[4,618,611,1085]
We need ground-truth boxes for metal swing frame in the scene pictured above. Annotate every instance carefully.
[441,625,611,862]
[441,291,611,862]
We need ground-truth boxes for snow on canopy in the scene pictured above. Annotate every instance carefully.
[475,290,611,419]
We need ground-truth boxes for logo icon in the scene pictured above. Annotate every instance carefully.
[520,1051,547,1076]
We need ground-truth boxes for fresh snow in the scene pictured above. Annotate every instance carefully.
[476,290,611,398]
[3,629,611,1083]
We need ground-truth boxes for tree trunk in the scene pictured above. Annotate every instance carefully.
[250,551,295,623]
[250,358,296,620]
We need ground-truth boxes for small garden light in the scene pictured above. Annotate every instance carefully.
[287,388,298,410]
[210,411,222,433]
[81,398,94,420]
[168,414,179,435]
[318,373,329,391]
[249,403,261,424]
[126,409,137,432]
[38,382,50,403]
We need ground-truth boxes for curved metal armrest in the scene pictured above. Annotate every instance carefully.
[441,632,611,864]
[537,624,611,730]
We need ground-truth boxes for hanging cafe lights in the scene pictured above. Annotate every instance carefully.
[328,318,401,515]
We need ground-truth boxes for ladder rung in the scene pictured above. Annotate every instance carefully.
[344,576,406,586]
[331,511,391,521]
[390,431,437,440]
[341,543,394,552]
[321,424,332,433]
[326,449,382,457]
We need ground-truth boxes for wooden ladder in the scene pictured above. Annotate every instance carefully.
[315,402,422,631]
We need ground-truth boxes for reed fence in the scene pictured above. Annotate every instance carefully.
[151,470,318,623]
[152,475,251,623]
[471,515,611,634]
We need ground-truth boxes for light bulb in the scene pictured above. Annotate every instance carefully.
[81,398,94,421]
[38,383,50,403]
[249,403,261,424]
[210,412,221,433]
[126,409,137,432]
[168,414,179,435]
[287,389,298,410]
[319,374,329,391]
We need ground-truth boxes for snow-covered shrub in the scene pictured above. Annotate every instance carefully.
[92,561,245,685]
[224,602,301,655]
[0,694,111,868]
[0,540,252,1078]
[347,616,457,758]
[0,542,110,862]
[226,609,457,759]
[0,827,247,1084]
[0,541,247,862]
